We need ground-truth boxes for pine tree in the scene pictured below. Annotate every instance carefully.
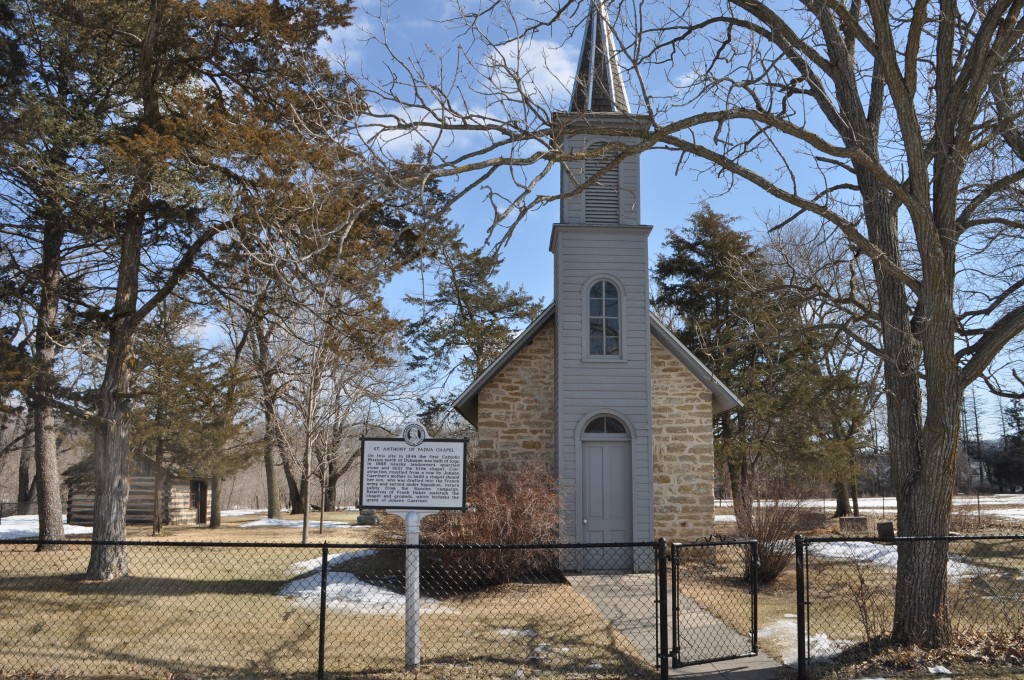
[653,205,871,530]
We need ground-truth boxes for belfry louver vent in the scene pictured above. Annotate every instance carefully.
[584,152,619,223]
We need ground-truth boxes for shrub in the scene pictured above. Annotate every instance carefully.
[732,473,810,584]
[743,500,801,584]
[371,459,561,589]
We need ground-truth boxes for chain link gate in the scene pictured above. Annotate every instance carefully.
[670,539,759,667]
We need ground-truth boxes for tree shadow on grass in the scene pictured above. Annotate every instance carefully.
[2,573,286,597]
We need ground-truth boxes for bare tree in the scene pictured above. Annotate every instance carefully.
[356,0,1024,645]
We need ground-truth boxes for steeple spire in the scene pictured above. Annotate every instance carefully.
[570,0,630,113]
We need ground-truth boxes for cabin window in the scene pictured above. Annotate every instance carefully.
[588,280,620,356]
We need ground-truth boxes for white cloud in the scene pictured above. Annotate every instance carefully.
[486,39,578,105]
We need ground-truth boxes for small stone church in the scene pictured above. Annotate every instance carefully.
[454,0,740,566]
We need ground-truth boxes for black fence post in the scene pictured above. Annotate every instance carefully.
[671,543,680,666]
[750,541,759,654]
[319,544,328,680]
[657,538,669,680]
[795,534,806,680]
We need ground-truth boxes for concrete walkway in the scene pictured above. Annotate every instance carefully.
[670,653,783,679]
[566,573,784,680]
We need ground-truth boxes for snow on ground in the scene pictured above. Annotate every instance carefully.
[810,541,988,581]
[279,550,452,614]
[239,517,368,530]
[220,508,267,517]
[287,549,377,575]
[759,615,854,667]
[0,515,91,540]
[714,494,1024,522]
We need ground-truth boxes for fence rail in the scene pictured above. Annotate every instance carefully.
[796,533,1024,678]
[0,538,665,679]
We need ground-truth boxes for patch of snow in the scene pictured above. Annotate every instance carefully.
[979,508,1024,520]
[715,514,737,523]
[712,494,1024,513]
[760,617,855,666]
[929,666,953,675]
[810,541,986,581]
[279,552,451,615]
[0,515,91,540]
[287,549,377,575]
[497,628,538,638]
[220,508,266,517]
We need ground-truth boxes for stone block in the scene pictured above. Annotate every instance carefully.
[795,511,828,530]
[840,516,869,534]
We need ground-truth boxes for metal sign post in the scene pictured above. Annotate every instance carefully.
[389,508,438,669]
[360,425,467,671]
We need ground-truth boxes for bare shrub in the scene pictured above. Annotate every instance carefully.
[370,459,561,588]
[742,500,801,584]
[733,474,810,584]
[949,505,982,534]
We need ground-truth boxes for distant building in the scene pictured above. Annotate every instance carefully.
[67,455,209,526]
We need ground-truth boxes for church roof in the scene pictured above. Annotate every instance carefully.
[452,307,742,425]
[570,0,630,113]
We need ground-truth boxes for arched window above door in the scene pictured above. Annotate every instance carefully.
[584,415,628,435]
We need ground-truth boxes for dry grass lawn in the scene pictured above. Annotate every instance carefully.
[0,513,655,679]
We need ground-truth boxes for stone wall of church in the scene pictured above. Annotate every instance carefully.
[474,321,556,475]
[650,337,715,542]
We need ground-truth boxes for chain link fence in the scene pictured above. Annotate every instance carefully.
[796,534,1024,677]
[0,539,666,679]
[671,539,758,667]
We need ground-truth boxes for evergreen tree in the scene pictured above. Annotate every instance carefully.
[653,205,870,530]
[405,234,543,386]
[991,400,1024,492]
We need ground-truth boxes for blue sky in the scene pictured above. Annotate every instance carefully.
[332,0,1019,440]
[330,0,771,307]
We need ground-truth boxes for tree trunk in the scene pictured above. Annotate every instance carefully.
[282,457,302,512]
[151,436,164,536]
[854,169,953,646]
[263,413,282,519]
[34,402,64,546]
[300,472,310,544]
[325,459,343,511]
[31,222,67,547]
[209,476,222,529]
[17,416,33,505]
[833,482,851,517]
[86,215,144,581]
[87,396,132,580]
[852,479,860,517]
[727,457,753,537]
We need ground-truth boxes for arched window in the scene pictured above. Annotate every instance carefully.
[584,416,628,435]
[588,280,620,356]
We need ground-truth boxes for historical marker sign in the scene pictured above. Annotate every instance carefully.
[359,438,467,511]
